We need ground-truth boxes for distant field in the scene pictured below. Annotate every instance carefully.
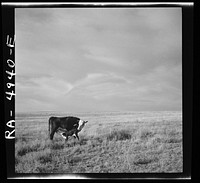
[15,111,182,173]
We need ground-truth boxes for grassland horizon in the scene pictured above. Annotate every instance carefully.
[15,111,182,173]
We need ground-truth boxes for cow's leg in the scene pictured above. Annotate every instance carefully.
[76,135,79,141]
[65,135,68,142]
[74,132,79,141]
[50,130,55,140]
[50,126,58,140]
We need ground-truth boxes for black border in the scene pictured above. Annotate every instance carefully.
[182,6,193,179]
[2,5,15,179]
[2,2,193,179]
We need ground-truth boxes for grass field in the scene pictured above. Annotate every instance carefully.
[15,111,182,173]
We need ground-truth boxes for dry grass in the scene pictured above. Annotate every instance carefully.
[15,111,182,173]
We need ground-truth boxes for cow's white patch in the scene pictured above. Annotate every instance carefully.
[60,132,66,139]
[78,119,84,131]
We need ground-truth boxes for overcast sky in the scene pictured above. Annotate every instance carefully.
[15,8,182,113]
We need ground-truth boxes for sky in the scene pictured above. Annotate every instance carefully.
[15,8,182,113]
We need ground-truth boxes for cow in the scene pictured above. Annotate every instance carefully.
[48,116,88,141]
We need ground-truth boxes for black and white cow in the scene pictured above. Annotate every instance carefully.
[48,116,88,141]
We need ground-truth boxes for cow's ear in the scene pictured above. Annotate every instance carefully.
[85,121,88,123]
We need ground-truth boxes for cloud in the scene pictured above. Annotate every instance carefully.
[16,75,73,110]
[65,72,132,99]
[64,68,181,107]
[75,72,129,86]
[15,8,182,112]
[84,53,125,68]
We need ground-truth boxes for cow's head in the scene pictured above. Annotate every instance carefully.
[77,120,88,131]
